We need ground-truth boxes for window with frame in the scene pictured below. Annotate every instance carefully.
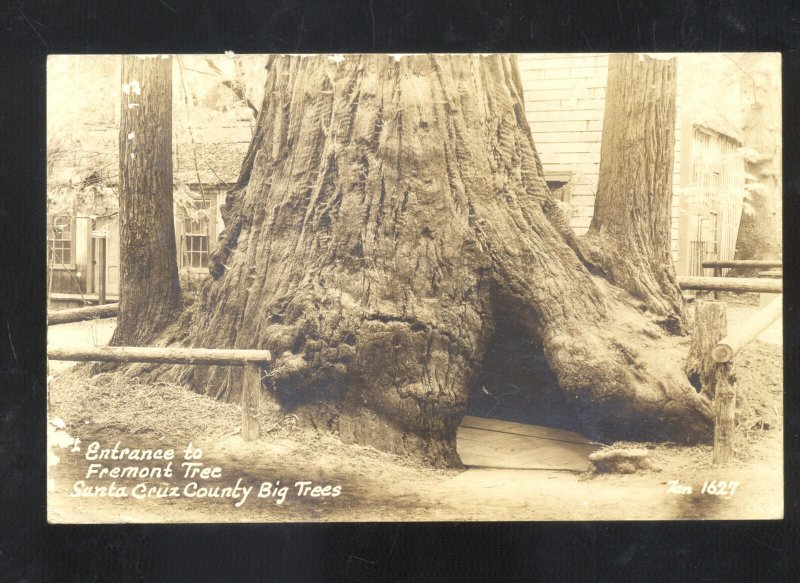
[182,201,210,269]
[546,180,571,203]
[48,215,73,265]
[691,127,739,205]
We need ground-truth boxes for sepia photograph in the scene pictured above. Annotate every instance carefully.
[45,52,783,523]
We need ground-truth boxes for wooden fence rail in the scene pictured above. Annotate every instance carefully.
[711,296,783,363]
[677,276,782,293]
[701,260,782,269]
[47,345,271,441]
[47,345,272,365]
[48,303,119,325]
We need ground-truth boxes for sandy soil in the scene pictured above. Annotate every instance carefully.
[46,308,784,523]
[47,318,117,373]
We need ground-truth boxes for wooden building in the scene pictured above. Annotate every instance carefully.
[517,53,745,277]
[676,116,745,277]
[47,118,252,309]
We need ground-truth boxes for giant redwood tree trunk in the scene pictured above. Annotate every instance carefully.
[112,55,182,347]
[155,54,712,466]
[581,54,685,333]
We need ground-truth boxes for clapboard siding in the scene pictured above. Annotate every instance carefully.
[518,54,682,252]
[538,151,599,165]
[536,131,603,144]
[521,67,609,81]
[523,87,607,101]
[523,108,603,121]
[531,120,604,133]
[521,77,607,90]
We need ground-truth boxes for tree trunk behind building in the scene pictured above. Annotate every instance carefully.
[151,54,711,466]
[111,55,182,347]
[582,53,685,333]
[731,54,782,275]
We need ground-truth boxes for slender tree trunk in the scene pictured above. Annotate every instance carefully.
[151,54,711,466]
[731,54,782,276]
[111,55,182,347]
[581,54,685,333]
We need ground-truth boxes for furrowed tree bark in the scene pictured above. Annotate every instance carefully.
[151,54,712,466]
[581,54,685,333]
[112,55,182,347]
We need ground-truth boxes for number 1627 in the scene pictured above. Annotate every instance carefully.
[701,480,739,496]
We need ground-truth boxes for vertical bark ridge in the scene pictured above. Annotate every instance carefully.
[582,53,684,332]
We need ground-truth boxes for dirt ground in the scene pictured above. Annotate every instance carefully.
[46,308,783,523]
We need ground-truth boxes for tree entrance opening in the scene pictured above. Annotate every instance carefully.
[465,291,580,434]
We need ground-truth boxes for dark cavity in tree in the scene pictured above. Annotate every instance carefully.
[466,291,577,433]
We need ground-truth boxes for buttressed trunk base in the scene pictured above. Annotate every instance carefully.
[154,54,712,466]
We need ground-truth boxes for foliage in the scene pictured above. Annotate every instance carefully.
[47,54,269,224]
[47,56,120,219]
[173,179,210,223]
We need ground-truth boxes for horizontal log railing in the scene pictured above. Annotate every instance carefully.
[677,276,782,293]
[711,296,783,363]
[701,260,782,270]
[47,345,271,441]
[47,345,272,365]
[48,303,120,325]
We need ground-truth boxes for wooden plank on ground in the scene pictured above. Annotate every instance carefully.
[459,415,519,433]
[461,415,599,445]
[457,416,601,471]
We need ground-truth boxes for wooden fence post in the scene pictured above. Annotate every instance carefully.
[241,363,261,441]
[712,363,736,464]
[686,301,728,397]
[98,236,107,305]
[685,301,736,464]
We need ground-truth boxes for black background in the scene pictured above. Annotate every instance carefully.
[1,0,798,580]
